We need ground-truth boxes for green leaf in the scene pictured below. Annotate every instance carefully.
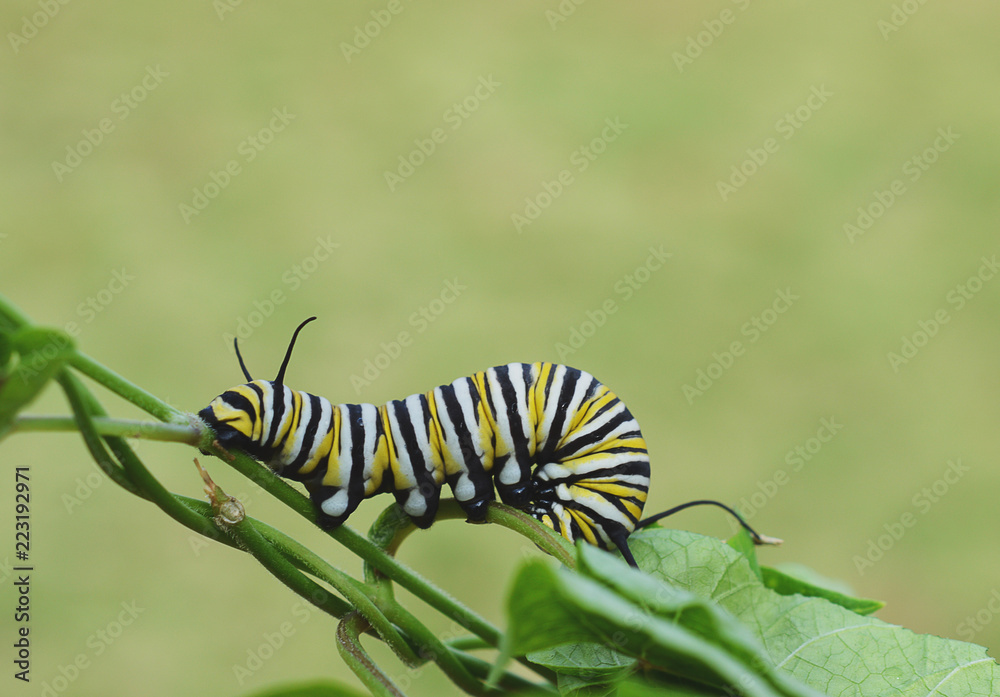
[240,680,371,697]
[761,563,884,616]
[727,528,763,579]
[0,327,73,437]
[499,558,823,697]
[576,543,769,675]
[631,528,1000,696]
[528,642,637,679]
[556,672,620,697]
[0,329,11,373]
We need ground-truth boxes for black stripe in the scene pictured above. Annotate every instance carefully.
[287,393,326,472]
[539,367,580,460]
[545,459,650,486]
[266,383,287,448]
[346,403,368,503]
[221,391,256,421]
[439,382,487,480]
[553,407,634,461]
[390,399,430,490]
[494,365,531,474]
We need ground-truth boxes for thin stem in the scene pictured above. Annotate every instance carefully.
[0,292,32,328]
[251,519,419,666]
[57,372,145,496]
[451,649,557,694]
[377,599,488,697]
[433,499,576,569]
[445,636,492,652]
[67,351,186,424]
[9,414,200,443]
[215,445,505,648]
[337,613,406,697]
[218,510,356,620]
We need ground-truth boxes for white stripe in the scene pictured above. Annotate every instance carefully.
[280,390,312,463]
[358,403,380,482]
[256,381,274,442]
[506,362,536,454]
[336,404,354,489]
[557,483,629,524]
[536,452,649,480]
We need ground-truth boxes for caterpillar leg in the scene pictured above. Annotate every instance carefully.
[392,484,441,529]
[304,480,364,530]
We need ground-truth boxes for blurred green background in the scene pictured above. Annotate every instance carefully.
[2,2,999,695]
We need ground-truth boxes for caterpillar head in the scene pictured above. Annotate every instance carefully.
[198,317,316,461]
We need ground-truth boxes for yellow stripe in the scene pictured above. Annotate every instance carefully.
[530,362,549,444]
[564,386,614,437]
[298,426,333,476]
[567,508,599,545]
[425,390,452,474]
[278,390,303,458]
[321,406,343,487]
[366,420,391,496]
[471,371,498,467]
[226,385,263,442]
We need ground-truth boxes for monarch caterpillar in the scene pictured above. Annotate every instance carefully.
[199,318,774,566]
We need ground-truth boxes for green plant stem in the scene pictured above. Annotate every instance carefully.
[450,649,557,694]
[250,514,551,694]
[376,599,489,697]
[252,519,419,666]
[67,351,186,424]
[337,613,406,697]
[218,510,358,619]
[57,372,145,496]
[215,445,505,649]
[0,292,32,328]
[9,414,200,443]
[446,636,493,652]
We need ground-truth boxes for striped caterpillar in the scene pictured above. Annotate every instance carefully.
[199,318,772,566]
